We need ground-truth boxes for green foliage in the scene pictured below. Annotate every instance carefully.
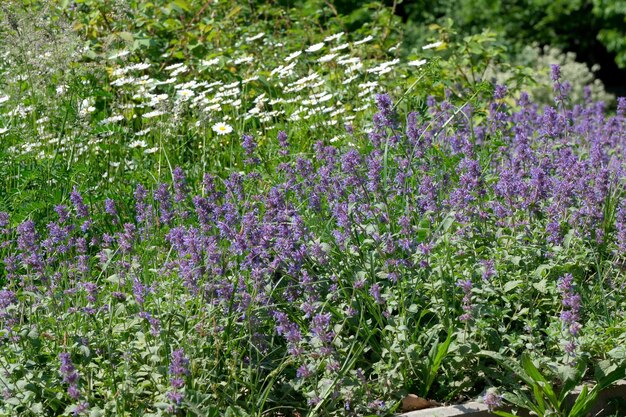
[482,349,626,417]
[401,0,626,75]
[0,0,625,416]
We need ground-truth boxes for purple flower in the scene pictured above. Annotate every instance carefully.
[116,223,136,254]
[154,183,173,225]
[456,279,473,322]
[296,364,313,378]
[369,283,384,304]
[557,274,582,357]
[494,84,507,100]
[172,167,188,204]
[104,198,118,220]
[169,349,190,380]
[138,311,161,336]
[59,352,80,400]
[134,184,151,225]
[277,130,289,155]
[550,64,561,82]
[483,389,502,411]
[17,220,44,272]
[54,205,70,223]
[481,260,496,281]
[70,187,89,219]
[73,402,89,416]
[242,134,256,156]
[167,348,189,407]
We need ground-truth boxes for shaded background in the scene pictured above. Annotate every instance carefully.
[282,0,626,96]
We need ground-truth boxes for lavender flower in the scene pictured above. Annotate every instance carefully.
[54,205,70,223]
[483,388,502,411]
[154,183,173,225]
[457,279,473,322]
[557,273,582,357]
[550,64,561,82]
[134,184,151,225]
[277,130,289,156]
[104,198,118,220]
[172,167,188,204]
[167,348,190,406]
[59,353,80,400]
[242,134,256,156]
[70,187,89,219]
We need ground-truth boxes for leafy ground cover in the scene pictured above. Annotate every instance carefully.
[1,1,626,417]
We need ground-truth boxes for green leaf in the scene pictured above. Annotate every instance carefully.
[568,384,598,417]
[521,354,547,384]
[532,279,548,293]
[557,360,587,405]
[422,329,454,396]
[521,354,558,407]
[173,0,191,11]
[478,351,534,387]
[532,384,546,414]
[224,406,250,417]
[89,408,105,417]
[117,32,134,43]
[503,280,522,293]
[493,412,519,417]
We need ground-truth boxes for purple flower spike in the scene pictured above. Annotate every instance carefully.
[70,187,89,219]
[550,64,561,82]
[167,348,190,408]
[557,274,582,358]
[59,353,81,401]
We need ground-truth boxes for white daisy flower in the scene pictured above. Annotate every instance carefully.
[143,110,165,119]
[212,122,233,135]
[318,53,338,63]
[0,95,9,105]
[129,63,151,71]
[359,81,378,89]
[245,32,265,42]
[177,89,195,100]
[342,75,358,85]
[234,56,254,65]
[165,62,184,71]
[129,140,148,148]
[354,35,374,45]
[331,43,350,52]
[324,32,345,42]
[144,147,159,154]
[155,78,177,85]
[201,57,220,66]
[171,66,189,77]
[243,76,259,84]
[306,42,325,53]
[100,115,124,125]
[422,41,443,50]
[108,50,130,60]
[408,59,427,67]
[338,57,360,66]
[285,51,303,62]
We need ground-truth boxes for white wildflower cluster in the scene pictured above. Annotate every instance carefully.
[2,25,439,169]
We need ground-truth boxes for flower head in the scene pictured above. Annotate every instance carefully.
[212,122,233,135]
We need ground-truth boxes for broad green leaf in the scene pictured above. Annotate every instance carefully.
[568,384,598,417]
[503,280,522,293]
